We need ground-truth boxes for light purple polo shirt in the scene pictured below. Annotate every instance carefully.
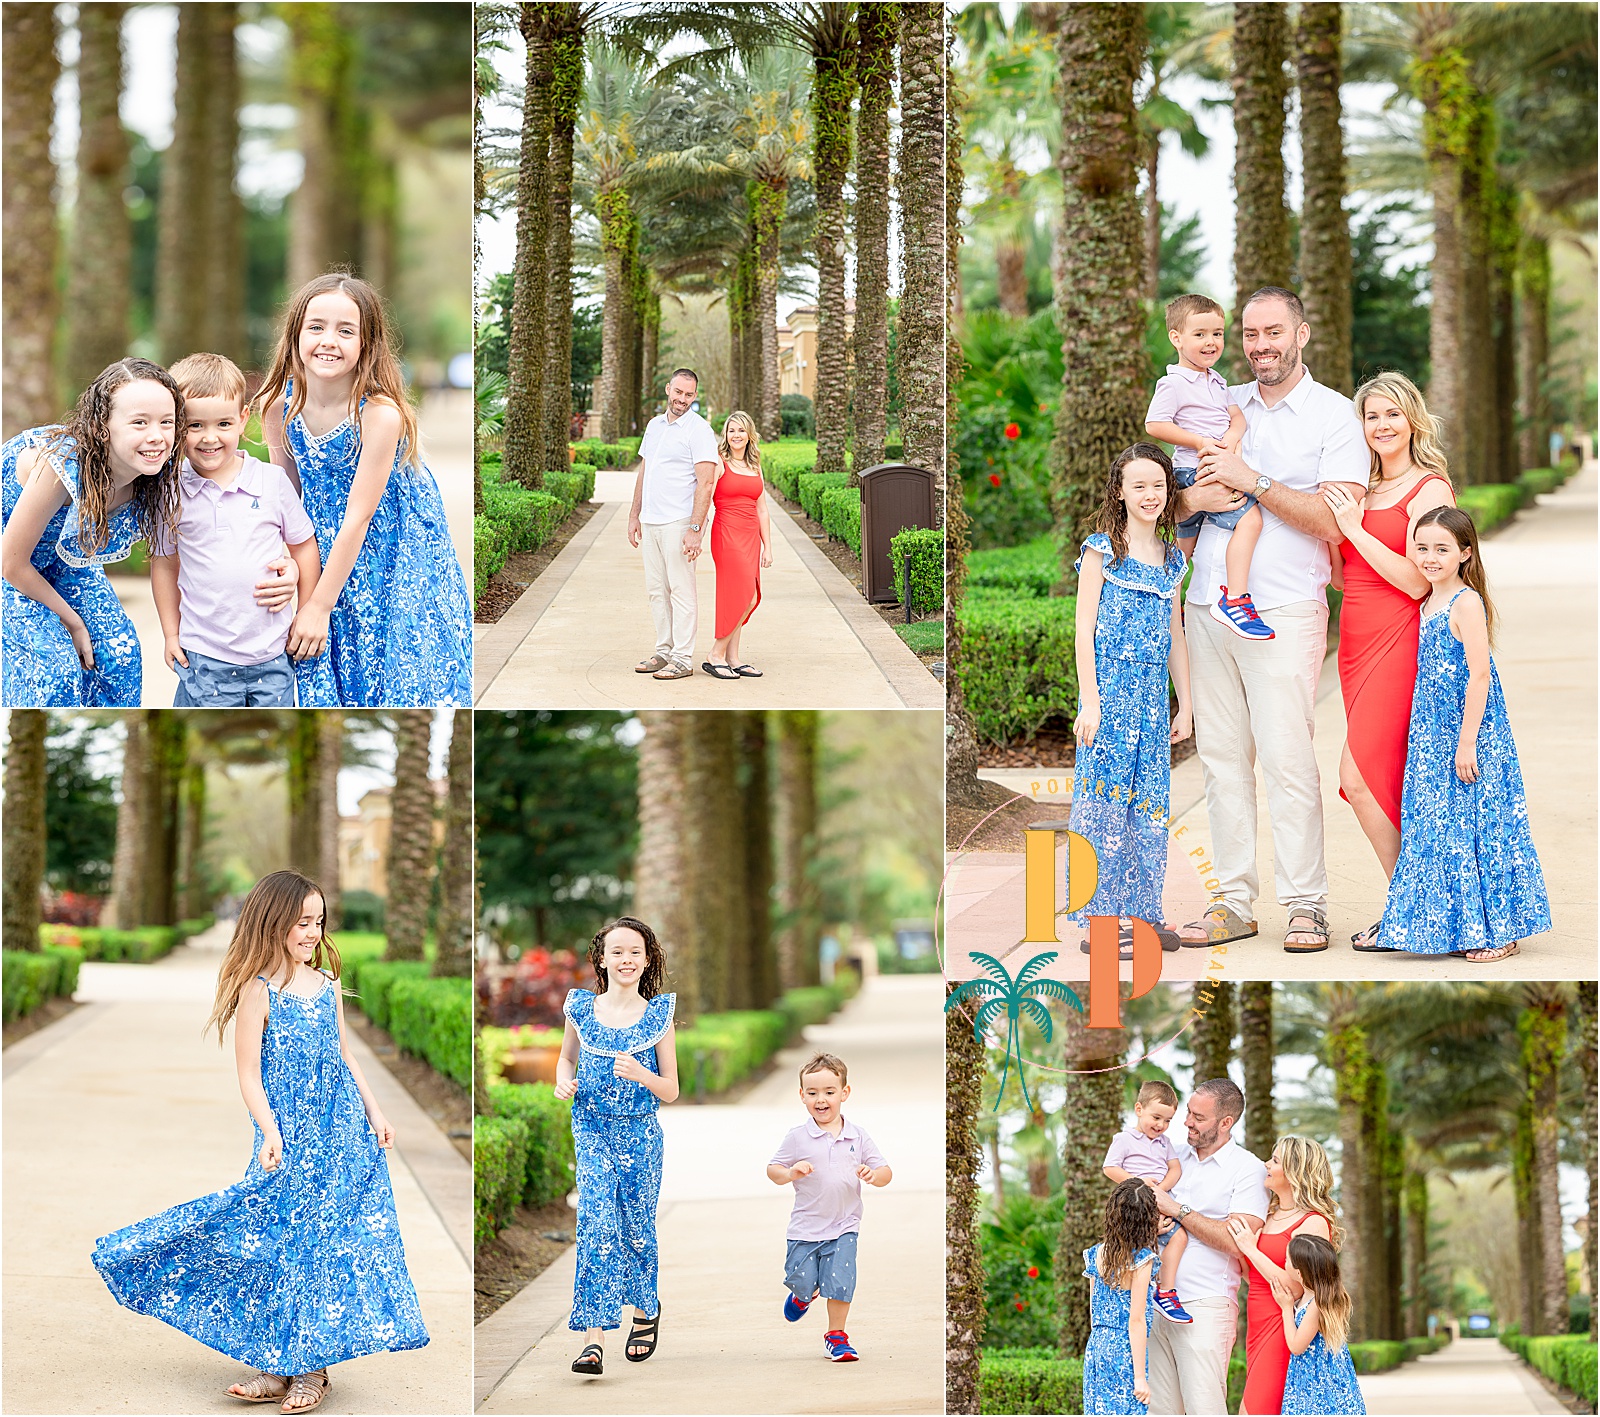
[770,1114,889,1241]
[1145,364,1232,468]
[148,455,316,666]
[1103,1124,1178,1184]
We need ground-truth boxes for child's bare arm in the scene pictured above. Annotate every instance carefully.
[611,1023,680,1103]
[1452,592,1492,782]
[1279,1293,1318,1355]
[857,1164,892,1186]
[332,985,395,1146]
[262,403,301,494]
[232,980,283,1167]
[768,1161,814,1185]
[1223,405,1247,452]
[1103,1164,1137,1185]
[1157,1160,1181,1191]
[0,453,95,664]
[150,552,187,669]
[1146,419,1208,452]
[552,1018,580,1099]
[286,537,322,611]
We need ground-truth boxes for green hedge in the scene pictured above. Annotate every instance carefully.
[482,474,567,554]
[1502,1333,1597,1405]
[820,485,863,558]
[489,1082,575,1207]
[570,439,635,470]
[968,537,1058,598]
[1456,481,1527,533]
[551,464,597,503]
[3,950,72,1023]
[977,1348,1243,1416]
[387,976,471,1089]
[37,921,208,962]
[891,526,944,614]
[956,590,1078,743]
[676,1008,791,1094]
[476,514,507,598]
[798,470,849,523]
[474,1114,530,1246]
[350,959,432,1032]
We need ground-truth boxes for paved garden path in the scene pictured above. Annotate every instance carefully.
[950,459,1597,983]
[1360,1336,1567,1414]
[1,923,472,1415]
[472,470,942,709]
[473,973,945,1414]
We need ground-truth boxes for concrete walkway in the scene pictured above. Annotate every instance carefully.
[2,924,472,1415]
[1360,1336,1567,1414]
[474,974,945,1414]
[473,470,942,709]
[948,462,1597,983]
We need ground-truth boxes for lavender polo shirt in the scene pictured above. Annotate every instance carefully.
[148,455,316,666]
[1145,364,1232,468]
[1103,1125,1178,1184]
[770,1114,889,1242]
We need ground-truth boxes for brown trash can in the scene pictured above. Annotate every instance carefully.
[858,462,937,602]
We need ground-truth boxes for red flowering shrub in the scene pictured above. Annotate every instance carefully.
[478,946,587,1027]
[41,892,103,926]
[989,473,1002,487]
[1003,422,1021,440]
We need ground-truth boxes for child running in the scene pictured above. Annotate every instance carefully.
[1277,1235,1367,1415]
[1069,443,1192,954]
[258,273,473,708]
[1144,293,1268,640]
[768,1052,892,1363]
[554,917,679,1377]
[1373,505,1550,960]
[91,870,428,1414]
[151,353,322,706]
[1080,1178,1159,1415]
[1102,1080,1191,1324]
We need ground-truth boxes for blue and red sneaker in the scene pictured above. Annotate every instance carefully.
[1154,1288,1194,1324]
[1209,586,1275,640]
[784,1293,812,1323]
[824,1330,859,1362]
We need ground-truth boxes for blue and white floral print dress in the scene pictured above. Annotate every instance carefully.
[1080,1243,1157,1415]
[1376,587,1550,953]
[564,987,674,1332]
[1067,533,1187,927]
[2,427,144,706]
[284,388,472,708]
[1280,1302,1366,1414]
[91,972,428,1374]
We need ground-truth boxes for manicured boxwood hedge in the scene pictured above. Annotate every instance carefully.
[976,1348,1246,1415]
[968,537,1058,598]
[819,485,862,557]
[570,439,636,470]
[890,527,944,614]
[388,976,472,1089]
[474,1114,530,1246]
[348,959,432,1031]
[476,456,598,597]
[488,1082,575,1207]
[798,470,849,523]
[762,441,820,500]
[39,917,213,962]
[956,589,1078,743]
[1502,1332,1597,1404]
[475,515,506,599]
[2,946,83,1023]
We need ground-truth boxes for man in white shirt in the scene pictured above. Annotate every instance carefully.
[629,367,720,679]
[1175,287,1369,953]
[1148,1079,1269,1415]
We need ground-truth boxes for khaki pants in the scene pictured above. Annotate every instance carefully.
[1186,599,1329,918]
[1147,1293,1236,1415]
[641,518,696,666]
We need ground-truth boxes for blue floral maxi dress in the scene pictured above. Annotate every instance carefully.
[1067,535,1188,927]
[1376,588,1550,953]
[1,427,143,706]
[1080,1243,1157,1415]
[565,988,675,1332]
[1280,1303,1367,1414]
[284,390,473,707]
[91,973,429,1373]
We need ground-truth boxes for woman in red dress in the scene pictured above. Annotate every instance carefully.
[703,411,772,681]
[1228,1136,1340,1415]
[1321,373,1455,947]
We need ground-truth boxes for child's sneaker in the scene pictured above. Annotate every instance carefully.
[1154,1288,1194,1324]
[824,1330,859,1361]
[1209,586,1275,640]
[784,1293,812,1323]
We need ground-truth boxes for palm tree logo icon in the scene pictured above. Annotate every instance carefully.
[945,952,1082,1112]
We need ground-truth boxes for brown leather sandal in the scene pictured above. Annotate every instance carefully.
[1283,908,1331,953]
[1177,902,1258,948]
[280,1370,330,1414]
[226,1373,288,1404]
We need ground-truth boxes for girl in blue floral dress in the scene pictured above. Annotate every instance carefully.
[258,274,473,708]
[92,871,428,1414]
[1081,1178,1160,1414]
[554,917,680,1377]
[1069,444,1192,952]
[1374,506,1549,961]
[1278,1235,1366,1414]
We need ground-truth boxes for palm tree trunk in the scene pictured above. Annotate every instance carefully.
[1491,182,1519,484]
[1358,1070,1390,1340]
[542,7,583,460]
[1403,1167,1429,1338]
[633,711,695,1019]
[1295,1,1352,395]
[384,711,435,962]
[722,713,753,1013]
[1458,95,1495,487]
[1330,1015,1368,1337]
[2,710,48,952]
[597,187,630,442]
[753,175,788,442]
[285,4,359,287]
[1523,987,1570,1332]
[316,710,342,927]
[682,712,737,1015]
[738,712,777,1008]
[810,23,857,478]
[775,711,820,989]
[2,3,60,437]
[157,6,215,361]
[179,754,206,921]
[852,1,895,478]
[286,713,321,879]
[730,277,746,416]
[203,4,245,363]
[1143,141,1161,304]
[946,984,987,1414]
[898,0,945,484]
[140,712,181,928]
[1518,233,1551,470]
[1514,1095,1543,1333]
[1239,982,1274,1160]
[1383,1126,1404,1338]
[1576,982,1598,1339]
[642,288,662,426]
[105,712,147,930]
[1190,980,1236,1084]
[433,709,472,978]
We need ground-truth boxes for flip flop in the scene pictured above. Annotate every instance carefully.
[701,661,741,681]
[731,663,764,677]
[1461,941,1521,963]
[1351,919,1399,952]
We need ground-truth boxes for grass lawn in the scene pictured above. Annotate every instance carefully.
[896,621,944,655]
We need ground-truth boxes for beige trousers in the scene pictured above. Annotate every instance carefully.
[640,518,697,666]
[1147,1293,1237,1415]
[1185,599,1330,918]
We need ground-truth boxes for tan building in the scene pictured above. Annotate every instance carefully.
[777,300,854,402]
[337,781,447,898]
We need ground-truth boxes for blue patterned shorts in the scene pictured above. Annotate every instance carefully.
[173,649,296,707]
[785,1231,859,1302]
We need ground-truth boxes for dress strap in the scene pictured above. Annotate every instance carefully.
[1399,472,1452,509]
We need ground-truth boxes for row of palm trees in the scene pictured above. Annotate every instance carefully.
[1,710,472,979]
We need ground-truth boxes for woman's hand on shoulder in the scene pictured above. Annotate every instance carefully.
[1227,1216,1260,1253]
[1322,484,1366,540]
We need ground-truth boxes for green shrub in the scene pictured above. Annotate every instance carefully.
[1456,482,1526,533]
[387,976,472,1088]
[570,439,635,470]
[39,924,181,963]
[957,590,1078,743]
[819,485,863,557]
[780,393,814,439]
[479,1023,567,1087]
[475,515,507,597]
[1348,1340,1408,1373]
[44,945,81,998]
[483,478,566,555]
[351,960,432,1032]
[978,1350,1082,1415]
[1505,1334,1599,1405]
[890,526,944,614]
[568,463,598,501]
[778,986,840,1031]
[798,470,849,522]
[340,890,385,934]
[474,1115,530,1246]
[762,441,818,500]
[489,1082,575,1207]
[3,951,61,1023]
[675,1008,791,1095]
[1515,464,1577,498]
[968,537,1058,598]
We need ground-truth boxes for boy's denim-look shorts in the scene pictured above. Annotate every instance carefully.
[173,649,296,707]
[784,1231,860,1303]
[1175,462,1257,538]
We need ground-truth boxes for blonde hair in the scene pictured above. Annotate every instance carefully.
[205,870,342,1042]
[170,352,247,408]
[1355,371,1451,493]
[1288,1234,1353,1354]
[1270,1134,1344,1248]
[718,411,762,472]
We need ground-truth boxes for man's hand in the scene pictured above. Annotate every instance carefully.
[1196,442,1259,495]
[1153,1188,1181,1219]
[682,527,703,561]
[627,512,642,549]
[1183,472,1244,517]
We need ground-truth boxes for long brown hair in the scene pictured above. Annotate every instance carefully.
[1092,443,1178,565]
[1412,505,1496,644]
[1268,1135,1344,1249]
[1288,1234,1353,1354]
[43,360,183,555]
[205,870,343,1041]
[1098,1178,1160,1289]
[588,916,667,1000]
[1355,370,1451,492]
[255,273,421,469]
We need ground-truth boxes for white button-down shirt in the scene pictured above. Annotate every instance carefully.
[1186,367,1368,611]
[638,408,719,524]
[1167,1135,1270,1301]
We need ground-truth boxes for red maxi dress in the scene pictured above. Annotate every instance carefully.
[1336,474,1453,831]
[1242,1211,1320,1416]
[711,462,763,638]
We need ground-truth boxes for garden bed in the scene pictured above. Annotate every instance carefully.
[342,1007,471,1163]
[1502,1332,1597,1409]
[474,1197,575,1323]
[1,995,81,1050]
[474,498,600,623]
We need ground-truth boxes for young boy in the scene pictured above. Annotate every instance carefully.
[150,353,322,706]
[767,1052,892,1363]
[1144,293,1273,641]
[1102,1079,1192,1324]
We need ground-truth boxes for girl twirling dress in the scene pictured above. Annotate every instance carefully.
[1376,588,1550,953]
[92,972,429,1372]
[284,387,473,708]
[1,429,142,706]
[1281,1301,1367,1415]
[1068,534,1188,926]
[565,987,675,1332]
[1080,1243,1156,1416]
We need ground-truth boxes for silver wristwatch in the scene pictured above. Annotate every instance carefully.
[1254,473,1272,496]
[688,522,702,532]
[1177,1204,1193,1223]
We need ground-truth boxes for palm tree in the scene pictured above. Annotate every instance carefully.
[202,3,245,363]
[946,954,1080,1113]
[544,4,586,458]
[1520,982,1571,1333]
[1230,2,1292,373]
[775,710,820,989]
[139,712,184,929]
[384,712,436,962]
[1576,982,1598,1338]
[2,711,48,952]
[737,712,777,1008]
[633,710,696,1017]
[852,3,895,472]
[1295,2,1352,394]
[898,0,946,483]
[104,712,147,930]
[158,5,222,362]
[682,712,738,1014]
[283,4,362,289]
[316,711,342,928]
[1239,981,1275,1159]
[433,710,473,979]
[946,981,988,1415]
[1190,980,1236,1084]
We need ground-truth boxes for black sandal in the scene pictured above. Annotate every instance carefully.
[1350,919,1399,952]
[701,661,741,681]
[572,1343,603,1375]
[732,663,764,677]
[625,1307,661,1362]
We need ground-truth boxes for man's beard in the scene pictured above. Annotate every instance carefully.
[1253,343,1302,388]
[1189,1122,1220,1151]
